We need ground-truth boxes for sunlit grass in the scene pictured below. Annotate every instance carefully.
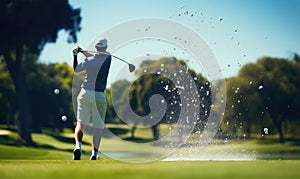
[1,127,300,160]
[0,160,299,179]
[1,127,300,178]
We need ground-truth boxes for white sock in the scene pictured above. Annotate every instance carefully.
[75,142,82,150]
[92,150,98,157]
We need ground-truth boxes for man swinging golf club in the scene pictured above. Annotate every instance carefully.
[72,37,111,160]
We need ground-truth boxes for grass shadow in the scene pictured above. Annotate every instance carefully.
[122,137,153,143]
[0,135,26,146]
[103,127,130,138]
[286,138,300,146]
[48,134,89,145]
[257,138,300,146]
[0,130,87,154]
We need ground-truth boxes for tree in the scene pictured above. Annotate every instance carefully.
[1,60,75,132]
[128,57,211,140]
[108,80,131,125]
[256,56,300,143]
[26,62,74,132]
[0,0,81,144]
[224,55,300,142]
[222,63,266,138]
[0,62,16,128]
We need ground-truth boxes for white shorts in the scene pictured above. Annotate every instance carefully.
[76,89,107,129]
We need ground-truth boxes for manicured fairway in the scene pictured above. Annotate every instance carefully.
[1,129,300,179]
[1,160,300,179]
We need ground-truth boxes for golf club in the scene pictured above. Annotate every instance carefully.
[80,50,136,72]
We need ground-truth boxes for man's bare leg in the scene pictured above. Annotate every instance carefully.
[74,124,84,160]
[91,128,102,160]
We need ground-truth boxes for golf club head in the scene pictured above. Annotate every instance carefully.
[129,64,135,72]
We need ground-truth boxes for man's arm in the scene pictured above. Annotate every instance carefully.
[81,51,93,57]
[73,54,78,71]
[72,46,80,71]
[72,46,93,72]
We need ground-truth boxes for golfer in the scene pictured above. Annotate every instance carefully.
[72,37,111,160]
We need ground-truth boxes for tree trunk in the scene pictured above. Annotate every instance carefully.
[277,122,285,143]
[15,74,33,144]
[130,126,136,139]
[271,114,285,144]
[245,120,251,137]
[3,48,33,145]
[151,124,160,140]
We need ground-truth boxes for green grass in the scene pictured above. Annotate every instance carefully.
[0,160,300,179]
[1,128,300,179]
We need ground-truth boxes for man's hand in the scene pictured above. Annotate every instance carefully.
[73,46,82,56]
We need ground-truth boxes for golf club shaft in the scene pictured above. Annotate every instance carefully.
[81,50,131,65]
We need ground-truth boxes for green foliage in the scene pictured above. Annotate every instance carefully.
[129,57,211,136]
[27,62,75,131]
[0,61,75,131]
[223,55,300,142]
[0,62,15,127]
[0,0,81,53]
[105,80,133,124]
[104,57,211,140]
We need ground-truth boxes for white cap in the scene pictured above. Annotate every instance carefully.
[95,37,108,48]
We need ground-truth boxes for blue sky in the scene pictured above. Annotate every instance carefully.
[39,0,300,80]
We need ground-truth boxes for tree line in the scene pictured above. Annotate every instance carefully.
[221,54,300,143]
[1,54,299,143]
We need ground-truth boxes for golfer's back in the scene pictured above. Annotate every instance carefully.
[80,54,112,92]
